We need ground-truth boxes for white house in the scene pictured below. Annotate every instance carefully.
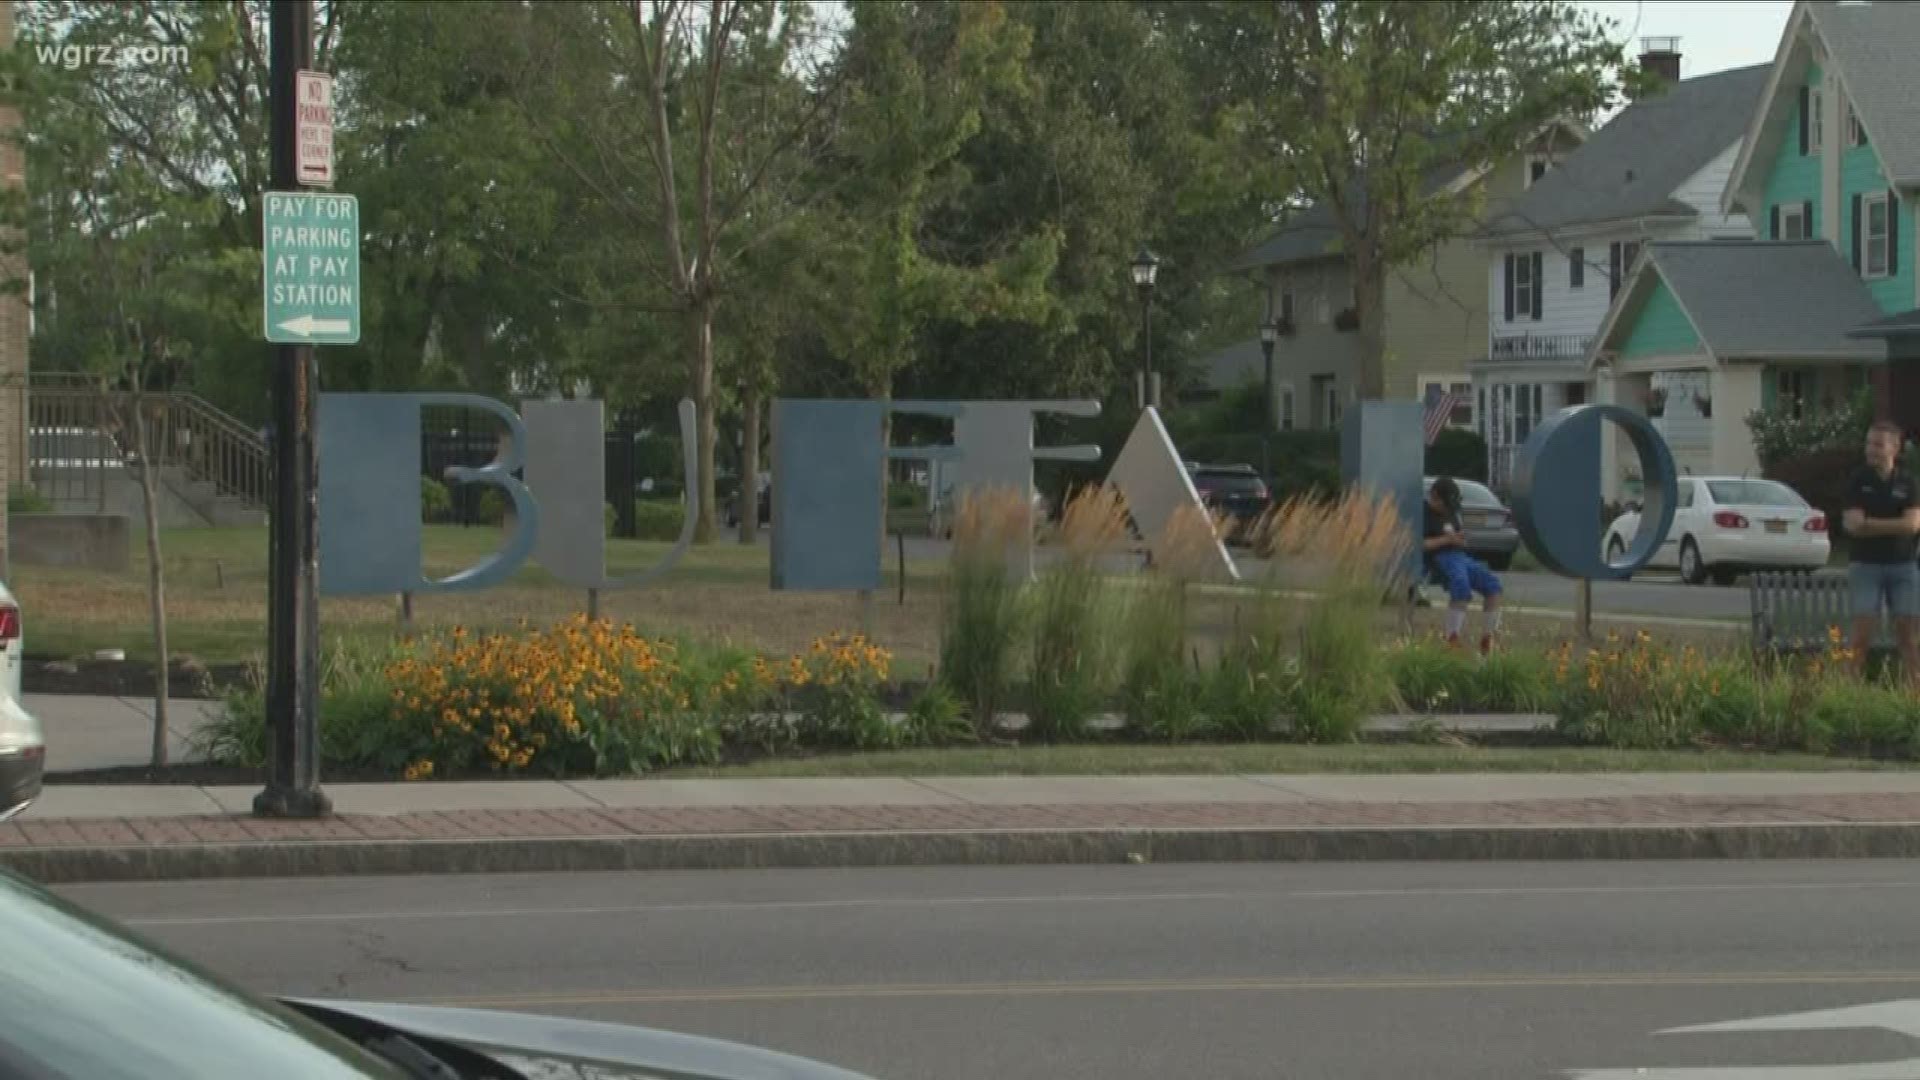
[1471,46,1767,485]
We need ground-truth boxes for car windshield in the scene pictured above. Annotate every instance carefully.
[1706,480,1804,508]
[0,870,400,1079]
[1193,470,1263,494]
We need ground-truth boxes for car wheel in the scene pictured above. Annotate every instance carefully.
[1679,538,1707,585]
[1485,552,1511,571]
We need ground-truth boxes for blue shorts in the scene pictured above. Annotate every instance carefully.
[1849,561,1920,620]
[1432,550,1501,603]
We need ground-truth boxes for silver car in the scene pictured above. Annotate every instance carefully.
[1424,476,1520,570]
[0,582,40,820]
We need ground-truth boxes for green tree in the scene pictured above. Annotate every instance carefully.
[510,1,844,543]
[903,0,1267,406]
[823,1,1060,416]
[1182,0,1621,399]
[3,1,293,763]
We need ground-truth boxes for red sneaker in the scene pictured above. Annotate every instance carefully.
[1479,634,1494,656]
[1445,632,1463,649]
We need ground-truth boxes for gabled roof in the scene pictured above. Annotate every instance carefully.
[1228,121,1587,272]
[1592,240,1886,364]
[1227,160,1474,271]
[1481,64,1769,239]
[1726,2,1920,214]
[1808,0,1920,186]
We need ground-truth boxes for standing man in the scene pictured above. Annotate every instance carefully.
[1844,420,1920,681]
[1423,477,1503,653]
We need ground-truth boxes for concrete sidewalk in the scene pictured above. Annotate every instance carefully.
[26,694,223,772]
[15,771,1920,883]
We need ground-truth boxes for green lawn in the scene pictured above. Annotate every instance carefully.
[16,525,950,668]
[679,742,1920,778]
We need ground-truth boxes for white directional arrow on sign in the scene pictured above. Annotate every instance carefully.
[277,315,352,338]
[1568,999,1920,1079]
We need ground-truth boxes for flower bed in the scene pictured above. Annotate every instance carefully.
[198,614,1920,779]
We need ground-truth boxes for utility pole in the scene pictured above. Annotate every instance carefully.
[254,0,330,818]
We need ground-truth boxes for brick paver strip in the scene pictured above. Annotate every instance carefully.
[9,792,1920,849]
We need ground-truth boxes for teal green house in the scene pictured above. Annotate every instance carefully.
[1589,1,1920,491]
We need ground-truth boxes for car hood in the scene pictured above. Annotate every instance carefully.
[284,998,880,1080]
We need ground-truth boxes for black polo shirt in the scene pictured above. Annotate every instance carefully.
[1846,465,1920,565]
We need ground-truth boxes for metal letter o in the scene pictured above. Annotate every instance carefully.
[1511,404,1677,580]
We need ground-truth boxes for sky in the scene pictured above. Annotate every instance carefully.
[1581,1,1793,78]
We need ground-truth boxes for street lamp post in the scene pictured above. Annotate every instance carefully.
[1131,247,1160,409]
[1259,316,1280,484]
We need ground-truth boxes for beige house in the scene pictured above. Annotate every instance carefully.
[1222,126,1585,432]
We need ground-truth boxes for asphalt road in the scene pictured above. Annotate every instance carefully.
[59,861,1920,1079]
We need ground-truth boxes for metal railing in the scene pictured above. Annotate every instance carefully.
[28,379,269,515]
[1488,333,1591,363]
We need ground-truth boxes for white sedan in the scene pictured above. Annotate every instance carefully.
[1603,476,1829,585]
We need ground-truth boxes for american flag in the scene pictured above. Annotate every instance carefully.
[1423,389,1465,446]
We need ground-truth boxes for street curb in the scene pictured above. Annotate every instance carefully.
[12,821,1920,883]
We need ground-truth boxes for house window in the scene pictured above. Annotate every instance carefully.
[1310,374,1341,429]
[1421,377,1474,429]
[1865,192,1891,278]
[1568,247,1585,289]
[1776,369,1809,417]
[1512,253,1535,320]
[1810,86,1824,152]
[1848,101,1866,147]
[1780,203,1808,240]
[1526,155,1551,187]
[1278,288,1294,325]
[1277,384,1295,431]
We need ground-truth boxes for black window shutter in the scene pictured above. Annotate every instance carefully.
[1503,254,1514,321]
[1803,200,1814,238]
[1569,247,1584,288]
[1799,86,1810,155]
[1890,188,1900,275]
[1609,242,1622,298]
[1530,252,1543,320]
[1852,192,1863,271]
[1770,205,1780,239]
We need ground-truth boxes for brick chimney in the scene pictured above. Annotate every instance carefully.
[1638,36,1682,88]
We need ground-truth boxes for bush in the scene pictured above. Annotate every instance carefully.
[1027,487,1128,740]
[940,490,1029,736]
[476,488,508,526]
[7,488,52,513]
[199,635,409,770]
[1425,428,1488,484]
[1263,492,1410,741]
[420,477,453,523]
[633,498,685,541]
[1118,507,1217,741]
[888,481,927,510]
[778,633,899,750]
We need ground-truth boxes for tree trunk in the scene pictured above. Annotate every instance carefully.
[1353,257,1389,400]
[690,295,719,543]
[128,400,169,768]
[736,383,762,544]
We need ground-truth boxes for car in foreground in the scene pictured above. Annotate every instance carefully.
[1423,476,1519,570]
[0,867,877,1079]
[1186,463,1271,543]
[0,582,41,821]
[1603,475,1828,585]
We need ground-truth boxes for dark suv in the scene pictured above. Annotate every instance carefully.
[1187,463,1271,541]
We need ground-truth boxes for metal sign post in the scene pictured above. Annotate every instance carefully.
[254,0,331,819]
